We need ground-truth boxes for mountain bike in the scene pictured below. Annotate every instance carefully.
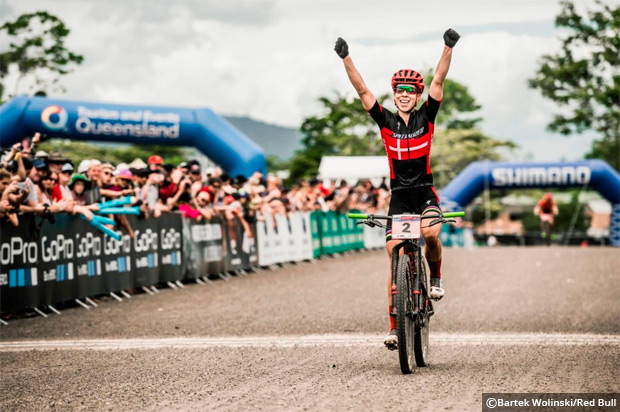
[348,210,465,374]
[540,213,553,246]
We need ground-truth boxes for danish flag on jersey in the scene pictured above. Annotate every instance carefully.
[368,97,441,190]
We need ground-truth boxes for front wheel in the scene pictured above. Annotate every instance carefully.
[395,254,414,374]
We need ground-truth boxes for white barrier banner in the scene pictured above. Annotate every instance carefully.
[275,214,295,263]
[256,213,275,266]
[290,212,314,261]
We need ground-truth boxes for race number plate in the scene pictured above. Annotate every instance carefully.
[392,214,421,239]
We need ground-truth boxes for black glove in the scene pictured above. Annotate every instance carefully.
[443,28,460,48]
[334,37,349,59]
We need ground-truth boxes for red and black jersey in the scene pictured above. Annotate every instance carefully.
[538,198,555,214]
[368,96,441,191]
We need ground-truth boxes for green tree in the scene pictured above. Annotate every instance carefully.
[0,11,84,102]
[529,0,620,170]
[423,75,482,129]
[288,92,391,182]
[431,129,515,189]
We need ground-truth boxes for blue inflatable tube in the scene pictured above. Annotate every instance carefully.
[441,160,620,208]
[440,160,620,246]
[0,96,267,177]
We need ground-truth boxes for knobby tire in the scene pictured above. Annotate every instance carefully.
[395,254,414,374]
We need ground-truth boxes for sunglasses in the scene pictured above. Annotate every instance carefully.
[61,171,72,175]
[43,177,58,182]
[393,85,418,94]
[102,171,112,176]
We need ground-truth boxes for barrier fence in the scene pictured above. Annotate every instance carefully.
[0,211,385,312]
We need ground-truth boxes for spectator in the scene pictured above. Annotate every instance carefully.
[0,168,18,226]
[205,177,224,207]
[19,157,47,211]
[137,168,169,218]
[38,171,58,205]
[167,174,200,219]
[188,162,204,197]
[47,150,71,175]
[99,163,134,200]
[86,159,102,204]
[159,165,178,204]
[51,163,74,202]
[70,174,91,206]
[195,190,215,220]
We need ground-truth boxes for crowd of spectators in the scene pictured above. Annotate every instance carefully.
[0,133,389,237]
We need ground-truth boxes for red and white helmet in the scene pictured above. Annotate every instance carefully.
[391,69,424,93]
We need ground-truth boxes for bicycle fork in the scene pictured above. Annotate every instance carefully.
[390,241,422,316]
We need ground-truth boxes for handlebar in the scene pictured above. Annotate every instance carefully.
[347,211,465,220]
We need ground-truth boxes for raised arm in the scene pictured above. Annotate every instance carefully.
[429,29,460,102]
[334,38,376,111]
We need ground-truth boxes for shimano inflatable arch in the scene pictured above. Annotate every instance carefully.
[0,96,266,177]
[440,160,620,246]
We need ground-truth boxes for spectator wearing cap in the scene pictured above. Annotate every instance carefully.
[47,150,70,175]
[77,159,91,175]
[114,169,139,200]
[51,163,74,202]
[35,150,49,161]
[147,155,164,167]
[19,157,67,216]
[69,174,91,206]
[25,157,48,206]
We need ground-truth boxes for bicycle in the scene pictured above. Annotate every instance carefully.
[540,213,553,246]
[347,210,465,374]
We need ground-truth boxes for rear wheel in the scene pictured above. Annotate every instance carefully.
[395,254,414,374]
[542,221,551,246]
[414,255,430,366]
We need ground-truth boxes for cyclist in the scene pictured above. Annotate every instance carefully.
[533,193,558,239]
[334,28,460,348]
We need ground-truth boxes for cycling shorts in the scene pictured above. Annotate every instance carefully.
[386,186,441,241]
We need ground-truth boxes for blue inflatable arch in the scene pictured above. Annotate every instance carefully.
[440,160,620,246]
[0,96,266,177]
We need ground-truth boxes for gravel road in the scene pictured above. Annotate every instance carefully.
[1,247,618,411]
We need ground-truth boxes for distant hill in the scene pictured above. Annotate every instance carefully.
[224,116,303,160]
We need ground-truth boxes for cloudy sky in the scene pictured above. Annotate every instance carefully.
[0,0,598,161]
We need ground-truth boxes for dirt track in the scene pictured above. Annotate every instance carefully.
[1,247,619,411]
